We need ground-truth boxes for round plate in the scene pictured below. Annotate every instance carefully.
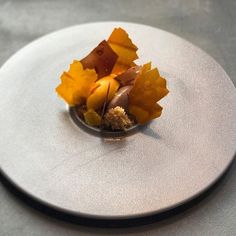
[0,22,235,219]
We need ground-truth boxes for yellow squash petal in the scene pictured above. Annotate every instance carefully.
[56,61,97,106]
[108,28,138,74]
[129,63,169,124]
[84,109,101,126]
[56,73,82,106]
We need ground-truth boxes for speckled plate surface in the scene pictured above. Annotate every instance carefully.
[0,22,235,219]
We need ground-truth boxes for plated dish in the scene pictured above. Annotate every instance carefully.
[56,28,168,133]
[0,22,235,219]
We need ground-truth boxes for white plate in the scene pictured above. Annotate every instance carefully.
[0,22,235,219]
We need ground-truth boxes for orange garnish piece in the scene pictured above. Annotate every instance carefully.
[84,109,101,126]
[86,74,119,111]
[129,63,169,124]
[56,61,97,106]
[108,28,138,74]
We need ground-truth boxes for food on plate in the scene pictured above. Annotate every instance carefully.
[56,27,169,132]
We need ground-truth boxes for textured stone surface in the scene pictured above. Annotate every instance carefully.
[0,0,235,235]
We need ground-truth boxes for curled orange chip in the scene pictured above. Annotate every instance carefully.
[129,63,169,124]
[56,61,97,106]
[108,28,138,74]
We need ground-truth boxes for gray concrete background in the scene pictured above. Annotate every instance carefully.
[0,0,235,235]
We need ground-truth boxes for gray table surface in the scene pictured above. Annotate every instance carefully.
[0,0,235,235]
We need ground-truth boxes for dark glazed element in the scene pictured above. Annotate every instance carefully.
[80,40,118,79]
[107,85,133,113]
[114,65,141,86]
